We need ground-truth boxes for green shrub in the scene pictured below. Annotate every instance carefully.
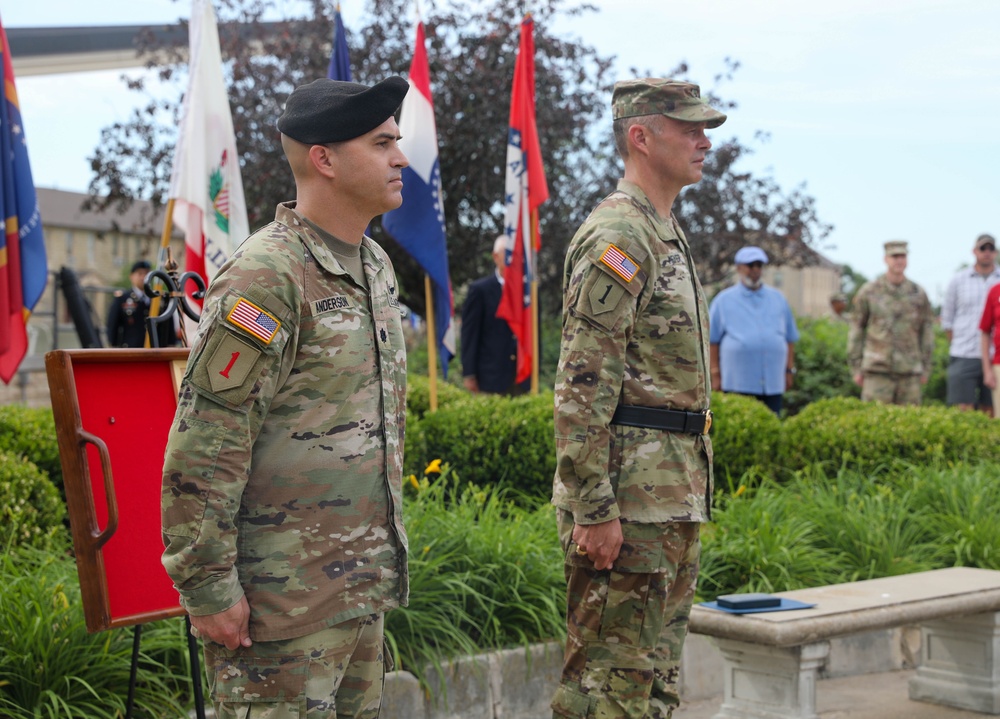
[921,325,950,405]
[0,451,65,550]
[779,396,1000,473]
[0,405,62,491]
[709,391,782,485]
[417,392,556,499]
[0,543,190,718]
[406,374,469,420]
[783,317,859,416]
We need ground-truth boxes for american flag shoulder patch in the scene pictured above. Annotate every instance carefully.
[599,244,640,283]
[226,298,281,344]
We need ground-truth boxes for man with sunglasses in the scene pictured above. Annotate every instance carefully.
[941,234,1000,415]
[708,245,800,415]
[848,240,934,405]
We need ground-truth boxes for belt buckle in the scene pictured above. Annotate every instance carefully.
[702,409,713,435]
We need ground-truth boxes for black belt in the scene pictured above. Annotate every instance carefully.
[611,405,713,435]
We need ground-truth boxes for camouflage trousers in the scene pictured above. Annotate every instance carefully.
[552,511,701,719]
[860,372,922,405]
[204,612,387,719]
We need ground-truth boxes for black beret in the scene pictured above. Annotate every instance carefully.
[277,76,409,144]
[131,260,151,273]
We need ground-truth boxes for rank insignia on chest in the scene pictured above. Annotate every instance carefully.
[226,298,281,344]
[600,244,640,283]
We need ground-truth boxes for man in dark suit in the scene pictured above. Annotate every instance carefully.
[461,236,527,394]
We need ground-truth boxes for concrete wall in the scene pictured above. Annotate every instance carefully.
[379,627,922,719]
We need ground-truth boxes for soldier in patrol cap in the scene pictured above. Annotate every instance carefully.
[551,78,725,719]
[848,240,934,405]
[161,76,411,719]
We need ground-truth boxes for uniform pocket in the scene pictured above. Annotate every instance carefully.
[210,655,309,706]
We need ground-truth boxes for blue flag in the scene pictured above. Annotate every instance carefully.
[327,7,352,81]
[382,22,455,377]
[0,15,47,383]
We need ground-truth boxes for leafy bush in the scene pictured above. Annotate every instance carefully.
[0,451,65,550]
[406,374,469,421]
[783,317,859,416]
[921,325,950,405]
[0,405,62,491]
[417,392,556,499]
[779,396,1000,473]
[709,391,782,485]
[387,468,564,682]
[0,542,191,718]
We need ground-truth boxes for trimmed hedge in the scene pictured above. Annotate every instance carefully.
[0,405,62,491]
[780,396,1000,473]
[406,375,469,421]
[415,392,556,499]
[0,451,65,549]
[709,391,782,485]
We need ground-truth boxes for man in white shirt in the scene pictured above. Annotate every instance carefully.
[941,233,1000,414]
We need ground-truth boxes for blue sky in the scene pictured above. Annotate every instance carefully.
[5,0,999,302]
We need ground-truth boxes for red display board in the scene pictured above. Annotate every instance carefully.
[46,349,189,632]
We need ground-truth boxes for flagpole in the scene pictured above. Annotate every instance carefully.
[145,198,176,348]
[530,210,540,394]
[424,274,439,411]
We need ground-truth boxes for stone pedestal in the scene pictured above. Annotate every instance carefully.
[909,611,1000,714]
[712,639,829,719]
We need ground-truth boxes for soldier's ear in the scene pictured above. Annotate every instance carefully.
[628,123,652,157]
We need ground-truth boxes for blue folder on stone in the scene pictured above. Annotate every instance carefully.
[701,592,816,614]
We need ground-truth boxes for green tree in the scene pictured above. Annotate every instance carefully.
[86,0,830,320]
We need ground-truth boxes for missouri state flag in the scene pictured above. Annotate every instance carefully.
[0,14,48,384]
[382,21,455,376]
[497,15,549,384]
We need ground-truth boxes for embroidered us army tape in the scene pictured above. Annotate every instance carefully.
[226,298,281,344]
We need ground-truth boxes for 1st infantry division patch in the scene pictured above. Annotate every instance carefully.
[600,244,640,283]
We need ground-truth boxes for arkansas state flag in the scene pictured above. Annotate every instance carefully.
[497,15,549,384]
[168,0,248,300]
[382,21,455,376]
[0,15,48,384]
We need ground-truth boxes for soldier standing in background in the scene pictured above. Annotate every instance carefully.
[161,77,410,719]
[848,240,934,405]
[551,78,725,719]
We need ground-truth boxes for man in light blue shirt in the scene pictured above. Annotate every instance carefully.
[709,246,800,414]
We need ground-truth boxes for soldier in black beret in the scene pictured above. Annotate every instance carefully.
[164,76,411,719]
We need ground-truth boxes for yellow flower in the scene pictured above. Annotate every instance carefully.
[424,458,442,474]
[734,485,746,497]
[408,474,420,490]
[422,545,431,555]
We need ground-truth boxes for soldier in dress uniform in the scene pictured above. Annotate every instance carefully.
[161,76,411,719]
[106,259,177,347]
[550,78,725,719]
[848,240,934,405]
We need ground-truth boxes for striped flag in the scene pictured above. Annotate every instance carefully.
[382,21,455,376]
[0,14,48,384]
[168,0,248,303]
[497,15,549,384]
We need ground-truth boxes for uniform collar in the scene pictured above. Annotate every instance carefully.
[275,201,385,279]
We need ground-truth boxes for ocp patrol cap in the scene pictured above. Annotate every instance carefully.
[612,78,727,128]
[277,76,409,144]
[884,240,909,256]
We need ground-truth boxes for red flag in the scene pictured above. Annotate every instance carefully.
[497,15,549,384]
[1,15,48,384]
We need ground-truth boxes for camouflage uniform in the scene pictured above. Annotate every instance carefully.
[161,202,407,716]
[551,180,713,719]
[848,274,934,405]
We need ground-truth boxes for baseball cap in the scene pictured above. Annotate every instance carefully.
[612,78,727,128]
[884,240,908,256]
[734,246,769,265]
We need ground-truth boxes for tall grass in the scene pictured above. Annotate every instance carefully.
[0,540,191,718]
[387,468,565,680]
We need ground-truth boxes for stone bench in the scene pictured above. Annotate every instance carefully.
[689,567,1000,718]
